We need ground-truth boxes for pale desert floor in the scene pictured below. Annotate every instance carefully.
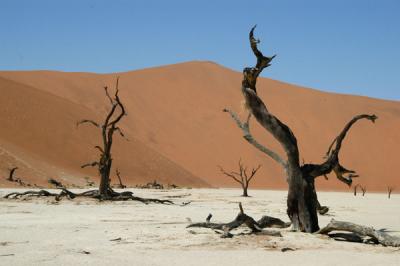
[0,188,399,266]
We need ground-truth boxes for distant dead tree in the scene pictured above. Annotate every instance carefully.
[360,185,366,196]
[218,159,261,197]
[353,184,365,196]
[115,168,126,189]
[387,187,394,199]
[223,26,377,232]
[78,78,127,199]
[7,167,18,181]
[5,167,27,186]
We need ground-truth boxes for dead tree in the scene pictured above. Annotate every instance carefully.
[387,187,394,199]
[354,184,366,196]
[7,167,18,181]
[360,185,366,196]
[5,167,27,186]
[224,26,377,232]
[218,159,261,197]
[4,79,180,205]
[353,184,358,196]
[78,78,126,199]
[115,169,126,189]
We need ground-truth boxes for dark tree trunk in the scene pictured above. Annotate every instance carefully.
[242,184,249,197]
[225,26,377,232]
[286,168,319,232]
[99,156,112,197]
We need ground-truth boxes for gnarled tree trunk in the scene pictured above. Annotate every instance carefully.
[79,78,126,199]
[225,26,377,232]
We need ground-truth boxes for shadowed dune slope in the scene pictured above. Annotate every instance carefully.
[0,61,399,191]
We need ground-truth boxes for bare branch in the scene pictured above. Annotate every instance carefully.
[104,86,114,105]
[308,114,377,184]
[218,165,243,185]
[81,162,99,168]
[248,164,262,182]
[115,168,126,189]
[326,114,377,158]
[94,146,104,154]
[223,109,287,169]
[247,25,276,90]
[108,78,126,127]
[76,119,100,128]
[115,127,128,140]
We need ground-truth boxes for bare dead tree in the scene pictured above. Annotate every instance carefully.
[218,159,261,197]
[4,79,181,205]
[360,185,366,196]
[387,187,394,199]
[115,168,126,189]
[7,167,18,181]
[5,167,28,186]
[353,184,366,196]
[353,184,359,196]
[78,78,126,199]
[224,26,377,232]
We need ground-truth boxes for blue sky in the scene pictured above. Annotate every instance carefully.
[1,0,399,100]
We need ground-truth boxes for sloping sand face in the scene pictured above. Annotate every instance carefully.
[1,61,400,191]
[0,188,399,265]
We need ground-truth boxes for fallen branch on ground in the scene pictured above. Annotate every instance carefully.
[187,203,290,238]
[318,219,400,247]
[3,188,188,205]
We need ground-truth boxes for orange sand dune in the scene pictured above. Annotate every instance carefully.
[0,75,207,188]
[0,61,399,191]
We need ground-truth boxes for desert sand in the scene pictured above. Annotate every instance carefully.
[0,188,399,265]
[1,61,400,191]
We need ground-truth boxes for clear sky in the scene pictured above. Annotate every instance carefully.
[1,0,399,100]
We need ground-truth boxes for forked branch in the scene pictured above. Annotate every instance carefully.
[307,114,377,185]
